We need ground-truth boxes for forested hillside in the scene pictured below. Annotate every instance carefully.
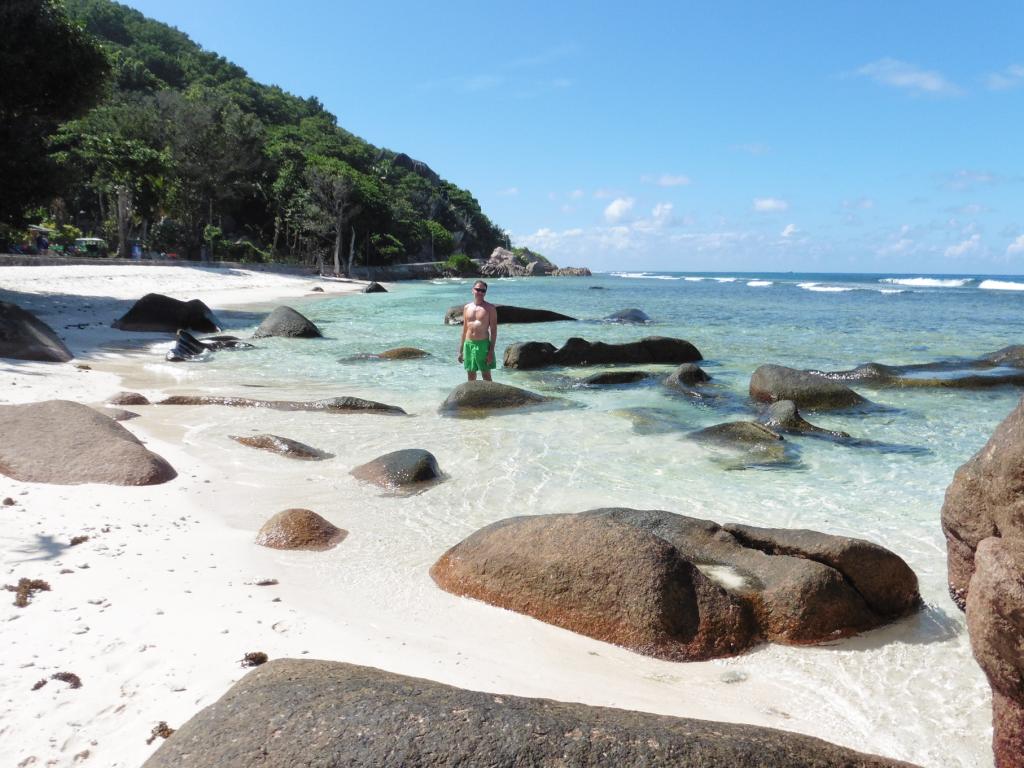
[14,0,508,270]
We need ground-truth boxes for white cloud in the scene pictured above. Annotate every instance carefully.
[593,188,617,199]
[856,58,959,95]
[945,170,997,190]
[569,189,585,199]
[733,142,770,156]
[944,234,982,258]
[842,198,875,210]
[754,197,789,212]
[781,224,799,238]
[643,173,691,187]
[985,64,1024,91]
[604,197,635,223]
[1007,235,1024,256]
[497,187,519,196]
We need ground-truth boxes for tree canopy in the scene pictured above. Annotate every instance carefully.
[5,0,508,272]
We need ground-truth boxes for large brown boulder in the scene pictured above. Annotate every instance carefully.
[255,509,346,550]
[432,513,756,661]
[143,659,918,768]
[107,391,150,406]
[439,381,550,415]
[0,400,176,485]
[0,301,73,362]
[252,306,322,338]
[581,509,919,645]
[750,364,868,410]
[966,537,1024,768]
[502,340,556,368]
[112,293,220,333]
[940,397,1024,608]
[350,449,443,491]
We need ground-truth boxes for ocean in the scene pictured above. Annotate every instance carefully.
[135,270,1024,766]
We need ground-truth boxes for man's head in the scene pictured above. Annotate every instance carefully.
[472,281,488,301]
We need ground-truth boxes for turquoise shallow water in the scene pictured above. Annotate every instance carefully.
[143,270,1024,766]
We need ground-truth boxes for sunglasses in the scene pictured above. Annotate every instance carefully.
[473,287,486,293]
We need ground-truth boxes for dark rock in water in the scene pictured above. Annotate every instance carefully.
[982,345,1024,367]
[143,659,917,768]
[107,391,150,406]
[688,421,796,469]
[229,434,331,460]
[158,394,405,415]
[665,363,711,389]
[750,364,868,410]
[612,406,693,434]
[310,286,325,292]
[502,341,557,369]
[818,359,1024,390]
[432,513,756,661]
[439,381,549,415]
[0,301,73,362]
[444,304,575,325]
[723,524,921,619]
[102,407,139,422]
[581,508,920,645]
[351,449,443,491]
[757,400,851,438]
[363,281,388,293]
[112,293,220,333]
[253,306,322,339]
[255,509,346,550]
[377,347,428,360]
[965,537,1024,768]
[581,370,653,385]
[202,335,254,350]
[166,329,209,362]
[941,396,1024,609]
[0,400,176,485]
[604,307,651,323]
[588,285,606,289]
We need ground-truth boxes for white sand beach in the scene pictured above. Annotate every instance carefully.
[0,264,989,768]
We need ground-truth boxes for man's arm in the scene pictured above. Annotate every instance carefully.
[487,304,498,363]
[458,304,469,361]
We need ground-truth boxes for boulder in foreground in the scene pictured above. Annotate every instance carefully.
[940,396,1024,608]
[0,400,176,485]
[252,306,322,338]
[112,293,220,333]
[144,659,918,768]
[966,537,1024,768]
[350,448,443,491]
[750,364,868,410]
[255,509,346,550]
[0,301,73,362]
[439,380,550,415]
[229,434,331,460]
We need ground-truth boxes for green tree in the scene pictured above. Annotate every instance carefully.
[0,0,110,226]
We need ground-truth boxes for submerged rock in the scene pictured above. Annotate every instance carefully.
[229,434,331,460]
[749,364,868,410]
[0,301,73,362]
[112,293,220,333]
[255,509,346,550]
[580,370,653,385]
[159,394,405,415]
[377,346,428,359]
[687,421,797,469]
[757,400,851,438]
[439,381,550,415]
[604,308,651,323]
[107,391,150,406]
[143,659,917,768]
[0,400,176,485]
[444,304,575,325]
[350,449,443,492]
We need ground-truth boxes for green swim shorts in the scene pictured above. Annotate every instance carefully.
[463,338,496,371]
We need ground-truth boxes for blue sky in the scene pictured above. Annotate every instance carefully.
[122,0,1024,274]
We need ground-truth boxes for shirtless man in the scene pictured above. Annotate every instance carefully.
[458,280,498,381]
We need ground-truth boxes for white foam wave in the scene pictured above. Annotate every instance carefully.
[879,289,907,294]
[684,276,705,282]
[979,279,1024,291]
[611,272,652,278]
[879,277,972,288]
[611,272,679,280]
[797,282,855,293]
[746,280,773,287]
[714,277,738,283]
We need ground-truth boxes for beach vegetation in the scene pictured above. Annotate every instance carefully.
[5,0,508,268]
[443,252,479,276]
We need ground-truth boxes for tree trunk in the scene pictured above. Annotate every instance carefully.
[346,226,357,278]
[333,224,342,276]
[116,185,131,259]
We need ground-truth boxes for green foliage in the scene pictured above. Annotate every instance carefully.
[0,0,110,226]
[16,0,509,265]
[443,252,478,276]
[423,220,454,258]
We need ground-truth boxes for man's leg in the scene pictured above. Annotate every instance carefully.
[467,371,477,381]
[481,370,492,382]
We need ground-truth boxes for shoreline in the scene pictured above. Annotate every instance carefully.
[0,263,989,767]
